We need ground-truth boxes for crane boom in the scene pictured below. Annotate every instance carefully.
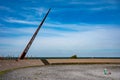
[19,8,51,59]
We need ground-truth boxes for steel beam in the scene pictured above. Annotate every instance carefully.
[19,8,51,59]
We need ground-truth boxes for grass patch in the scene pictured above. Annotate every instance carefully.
[0,69,11,75]
[0,65,43,75]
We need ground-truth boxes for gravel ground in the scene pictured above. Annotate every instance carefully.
[0,64,120,80]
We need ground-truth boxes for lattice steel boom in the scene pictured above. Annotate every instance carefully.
[19,8,51,59]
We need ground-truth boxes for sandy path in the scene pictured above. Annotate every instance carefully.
[0,64,120,80]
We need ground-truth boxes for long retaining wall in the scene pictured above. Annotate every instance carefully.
[0,60,44,72]
[47,59,120,64]
[0,59,120,72]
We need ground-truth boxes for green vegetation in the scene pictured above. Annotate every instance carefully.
[70,55,77,59]
[0,69,12,75]
[0,66,41,75]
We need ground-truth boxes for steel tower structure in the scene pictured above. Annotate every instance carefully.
[19,8,51,59]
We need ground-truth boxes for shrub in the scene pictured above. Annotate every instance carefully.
[70,55,77,59]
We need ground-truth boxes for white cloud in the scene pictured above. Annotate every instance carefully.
[69,0,118,5]
[68,0,118,11]
[89,6,117,11]
[3,18,90,32]
[69,1,97,5]
[0,23,120,57]
[1,19,119,37]
[23,7,48,17]
[4,17,117,32]
[4,17,39,25]
[0,27,36,35]
[28,26,120,57]
[0,0,119,57]
[35,7,48,16]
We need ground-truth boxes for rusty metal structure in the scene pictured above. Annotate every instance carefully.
[19,8,51,60]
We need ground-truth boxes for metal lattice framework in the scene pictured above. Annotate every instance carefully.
[19,8,51,59]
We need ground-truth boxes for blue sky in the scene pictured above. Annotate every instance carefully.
[0,0,120,57]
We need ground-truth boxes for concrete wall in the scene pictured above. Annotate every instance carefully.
[0,60,44,71]
[0,59,120,72]
[47,59,120,64]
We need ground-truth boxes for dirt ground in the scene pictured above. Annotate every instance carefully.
[0,64,120,80]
